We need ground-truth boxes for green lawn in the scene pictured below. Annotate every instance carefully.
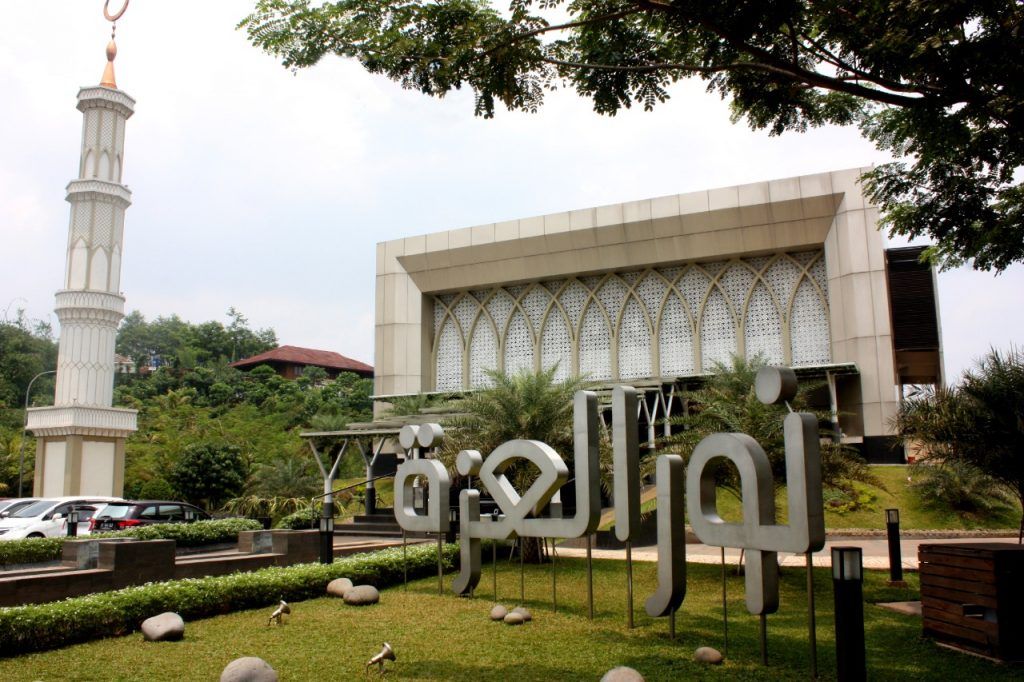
[0,557,1013,681]
[816,465,1021,530]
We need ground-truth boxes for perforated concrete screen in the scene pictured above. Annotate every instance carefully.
[431,251,830,389]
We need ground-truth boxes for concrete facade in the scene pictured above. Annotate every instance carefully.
[374,168,906,444]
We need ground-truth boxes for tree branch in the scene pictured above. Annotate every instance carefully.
[481,8,645,57]
[542,55,803,78]
[634,0,928,108]
[796,31,943,97]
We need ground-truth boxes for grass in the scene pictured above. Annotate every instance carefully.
[0,556,1015,681]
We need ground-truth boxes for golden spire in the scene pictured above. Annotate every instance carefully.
[99,1,130,89]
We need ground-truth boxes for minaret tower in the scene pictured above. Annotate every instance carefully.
[27,1,138,497]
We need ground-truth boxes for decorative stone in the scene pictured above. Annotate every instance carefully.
[600,666,644,681]
[503,612,525,625]
[489,604,508,621]
[327,577,354,598]
[511,606,532,622]
[694,647,724,665]
[140,612,184,642]
[220,657,278,682]
[343,584,381,606]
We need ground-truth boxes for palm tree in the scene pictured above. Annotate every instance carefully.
[441,366,589,562]
[897,346,1024,541]
[664,355,874,496]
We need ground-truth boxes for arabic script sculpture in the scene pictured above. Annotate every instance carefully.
[392,367,824,616]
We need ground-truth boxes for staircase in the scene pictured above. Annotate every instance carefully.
[334,511,405,538]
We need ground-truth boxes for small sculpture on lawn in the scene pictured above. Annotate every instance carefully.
[267,600,291,626]
[366,642,395,675]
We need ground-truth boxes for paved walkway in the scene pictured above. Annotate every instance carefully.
[557,536,1021,571]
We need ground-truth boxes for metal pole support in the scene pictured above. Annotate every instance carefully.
[832,547,867,682]
[885,509,905,586]
[587,533,594,619]
[626,540,634,629]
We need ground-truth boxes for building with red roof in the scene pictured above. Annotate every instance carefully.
[230,345,373,380]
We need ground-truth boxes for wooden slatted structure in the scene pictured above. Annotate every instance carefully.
[919,543,1024,661]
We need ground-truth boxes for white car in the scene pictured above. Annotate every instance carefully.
[0,496,123,540]
[0,498,39,517]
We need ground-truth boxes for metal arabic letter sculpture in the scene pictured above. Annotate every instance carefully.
[685,367,825,617]
[448,390,602,595]
[612,385,642,627]
[644,454,687,618]
[612,386,641,541]
[686,431,780,616]
[393,424,451,534]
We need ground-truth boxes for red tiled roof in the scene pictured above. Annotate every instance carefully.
[230,345,373,374]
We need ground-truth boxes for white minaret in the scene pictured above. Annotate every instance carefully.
[26,4,138,497]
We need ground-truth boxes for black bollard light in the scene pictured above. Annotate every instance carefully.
[884,509,905,586]
[319,502,335,564]
[832,546,866,682]
[67,507,79,537]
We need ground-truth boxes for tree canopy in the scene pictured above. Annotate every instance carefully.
[242,0,1024,271]
[0,313,57,410]
[116,307,277,372]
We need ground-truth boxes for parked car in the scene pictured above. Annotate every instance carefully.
[0,498,40,518]
[0,496,123,540]
[89,500,211,532]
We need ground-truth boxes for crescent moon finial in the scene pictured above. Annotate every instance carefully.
[103,0,129,23]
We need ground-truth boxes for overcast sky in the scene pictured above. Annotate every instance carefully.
[2,2,1020,382]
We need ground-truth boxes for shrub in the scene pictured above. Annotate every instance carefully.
[138,478,176,500]
[276,507,318,530]
[222,495,310,522]
[0,518,263,567]
[822,483,878,514]
[0,537,65,567]
[0,543,457,656]
[909,460,1015,516]
[170,443,247,509]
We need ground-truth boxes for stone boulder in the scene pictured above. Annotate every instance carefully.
[327,577,354,598]
[489,604,508,621]
[343,584,380,606]
[140,612,184,642]
[694,647,724,665]
[600,666,644,681]
[220,657,278,682]
[511,606,532,622]
[503,612,525,625]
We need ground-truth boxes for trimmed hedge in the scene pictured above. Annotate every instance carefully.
[276,507,318,530]
[0,518,263,567]
[0,543,457,656]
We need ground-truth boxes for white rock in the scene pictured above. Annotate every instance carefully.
[343,584,381,606]
[220,657,278,682]
[140,612,184,642]
[503,612,525,625]
[489,604,508,621]
[601,666,644,681]
[511,606,532,622]
[694,646,724,664]
[327,577,354,598]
